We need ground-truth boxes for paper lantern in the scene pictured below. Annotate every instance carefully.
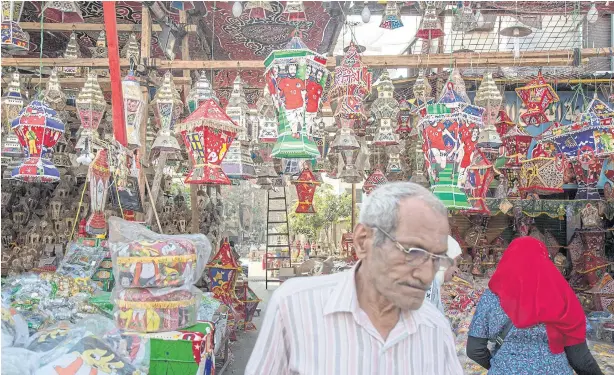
[363,169,388,195]
[396,99,415,136]
[1,1,29,55]
[187,71,218,113]
[494,109,515,138]
[151,72,182,152]
[10,99,65,182]
[264,34,327,159]
[244,1,275,19]
[42,1,83,23]
[329,42,372,121]
[1,71,24,130]
[283,1,306,22]
[372,70,400,146]
[293,164,320,213]
[75,72,106,165]
[380,2,403,30]
[515,71,559,126]
[222,76,257,179]
[86,149,111,235]
[122,70,145,149]
[42,68,67,111]
[256,87,278,142]
[176,99,241,185]
[572,148,604,200]
[416,3,444,40]
[339,149,362,183]
[62,31,81,76]
[465,149,495,214]
[413,69,433,104]
[237,284,261,331]
[501,126,533,169]
[475,73,503,147]
[519,154,566,196]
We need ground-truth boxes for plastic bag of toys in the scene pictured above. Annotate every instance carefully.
[56,242,106,280]
[108,217,211,289]
[1,347,41,375]
[1,306,29,348]
[113,285,201,333]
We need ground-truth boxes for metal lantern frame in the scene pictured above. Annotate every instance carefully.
[1,1,29,55]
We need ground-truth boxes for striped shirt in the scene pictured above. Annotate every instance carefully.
[246,263,463,375]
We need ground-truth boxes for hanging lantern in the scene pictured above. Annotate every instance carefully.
[122,70,145,150]
[42,1,83,23]
[222,76,257,179]
[10,99,65,182]
[501,126,533,169]
[464,149,495,214]
[409,135,429,187]
[416,3,444,40]
[338,149,362,183]
[380,2,403,30]
[363,169,388,195]
[236,283,261,331]
[475,73,503,149]
[187,71,218,113]
[151,72,182,152]
[494,109,515,138]
[206,239,241,323]
[396,99,415,136]
[413,69,432,104]
[331,118,361,151]
[85,149,111,235]
[447,69,470,104]
[121,33,141,63]
[76,72,106,165]
[452,2,477,32]
[253,143,278,189]
[329,42,372,121]
[1,1,29,55]
[264,34,328,159]
[62,31,81,76]
[515,71,559,126]
[311,135,331,172]
[89,31,108,77]
[42,68,66,111]
[1,131,23,168]
[386,145,402,174]
[282,1,307,22]
[1,71,24,131]
[257,87,278,143]
[519,152,566,196]
[244,1,275,19]
[372,71,400,146]
[293,164,320,213]
[176,99,241,185]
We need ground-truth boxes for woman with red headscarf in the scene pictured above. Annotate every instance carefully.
[466,237,602,375]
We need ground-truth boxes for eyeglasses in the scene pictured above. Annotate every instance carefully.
[374,227,454,270]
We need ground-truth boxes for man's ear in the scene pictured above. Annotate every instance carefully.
[353,223,370,260]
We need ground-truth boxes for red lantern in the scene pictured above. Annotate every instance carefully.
[501,126,533,169]
[176,99,241,185]
[341,232,357,261]
[515,71,559,126]
[293,164,320,213]
[363,169,388,195]
[495,110,515,138]
[464,149,495,214]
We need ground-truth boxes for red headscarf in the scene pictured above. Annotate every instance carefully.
[488,237,586,354]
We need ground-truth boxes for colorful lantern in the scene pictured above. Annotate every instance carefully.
[222,76,257,179]
[176,99,241,185]
[187,71,218,113]
[396,99,415,136]
[386,145,402,174]
[236,283,261,331]
[264,34,327,159]
[475,73,503,149]
[1,1,29,55]
[515,71,559,126]
[519,153,566,196]
[413,69,433,104]
[494,110,515,138]
[464,149,495,214]
[76,72,106,165]
[293,164,320,213]
[10,99,65,182]
[329,42,372,121]
[363,169,388,195]
[86,149,111,235]
[501,126,533,169]
[42,1,83,23]
[62,31,81,76]
[244,1,275,19]
[42,68,66,111]
[416,3,444,40]
[380,2,403,30]
[1,71,24,130]
[151,72,182,152]
[372,70,400,146]
[283,1,306,22]
[122,70,145,150]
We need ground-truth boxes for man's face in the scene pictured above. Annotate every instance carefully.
[471,128,479,141]
[316,70,323,81]
[289,65,297,77]
[355,198,449,311]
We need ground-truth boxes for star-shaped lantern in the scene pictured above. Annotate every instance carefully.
[515,71,559,126]
[293,163,320,213]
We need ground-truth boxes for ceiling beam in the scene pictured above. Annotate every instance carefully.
[19,22,198,33]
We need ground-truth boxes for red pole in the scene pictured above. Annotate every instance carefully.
[103,1,127,147]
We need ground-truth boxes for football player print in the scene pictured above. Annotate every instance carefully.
[278,64,306,138]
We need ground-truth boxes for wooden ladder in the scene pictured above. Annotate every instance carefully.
[265,181,292,289]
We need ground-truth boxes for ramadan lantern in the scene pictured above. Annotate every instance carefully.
[236,284,261,331]
[515,71,559,126]
[244,1,274,19]
[494,109,515,138]
[283,1,306,22]
[501,125,533,169]
[176,99,241,185]
[372,70,400,146]
[329,42,372,121]
[396,99,416,137]
[413,69,433,105]
[363,169,388,195]
[151,72,182,152]
[42,1,83,23]
[257,87,278,142]
[1,1,29,55]
[1,71,24,131]
[293,164,320,213]
[76,72,106,165]
[416,2,444,42]
[465,149,495,214]
[206,239,241,338]
[265,34,327,159]
[122,70,145,149]
[10,99,65,182]
[86,149,111,235]
[475,73,503,149]
[42,68,67,111]
[62,31,81,76]
[187,71,218,113]
[380,2,403,30]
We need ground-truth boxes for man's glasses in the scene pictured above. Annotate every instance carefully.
[374,227,454,270]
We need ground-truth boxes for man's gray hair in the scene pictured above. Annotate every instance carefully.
[359,182,447,246]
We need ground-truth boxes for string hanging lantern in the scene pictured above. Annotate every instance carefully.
[372,70,400,147]
[264,33,327,159]
[151,72,182,153]
[10,99,65,182]
[415,2,444,52]
[122,70,145,149]
[42,68,67,111]
[89,31,108,77]
[86,149,111,235]
[1,71,24,131]
[293,163,320,214]
[121,33,141,63]
[474,73,503,149]
[62,31,81,76]
[380,2,403,30]
[515,71,559,126]
[452,2,477,32]
[413,69,433,105]
[1,1,29,55]
[75,72,106,165]
[256,87,278,143]
[187,71,218,113]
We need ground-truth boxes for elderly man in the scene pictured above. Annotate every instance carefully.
[246,182,463,375]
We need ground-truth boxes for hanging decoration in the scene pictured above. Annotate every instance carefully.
[413,69,433,105]
[222,76,257,179]
[86,149,111,235]
[236,283,261,331]
[363,169,388,195]
[519,151,566,196]
[372,70,400,147]
[1,71,24,130]
[500,125,533,169]
[42,1,83,22]
[176,99,241,185]
[10,99,65,182]
[475,73,503,149]
[253,143,278,190]
[515,71,560,126]
[244,1,275,19]
[256,87,278,142]
[62,31,81,76]
[42,68,66,111]
[379,2,403,30]
[329,42,372,121]
[89,31,108,77]
[494,109,515,138]
[415,2,444,42]
[282,1,307,22]
[452,2,477,32]
[122,70,145,150]
[121,33,141,63]
[464,149,495,214]
[151,72,182,153]
[0,1,29,55]
[187,71,218,113]
[264,34,327,159]
[396,99,415,136]
[293,164,320,213]
[386,145,402,175]
[75,73,106,165]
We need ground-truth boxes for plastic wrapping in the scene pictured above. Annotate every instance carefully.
[108,217,210,288]
[114,285,201,333]
[56,242,106,279]
[113,239,200,288]
[1,347,41,375]
[1,306,29,348]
